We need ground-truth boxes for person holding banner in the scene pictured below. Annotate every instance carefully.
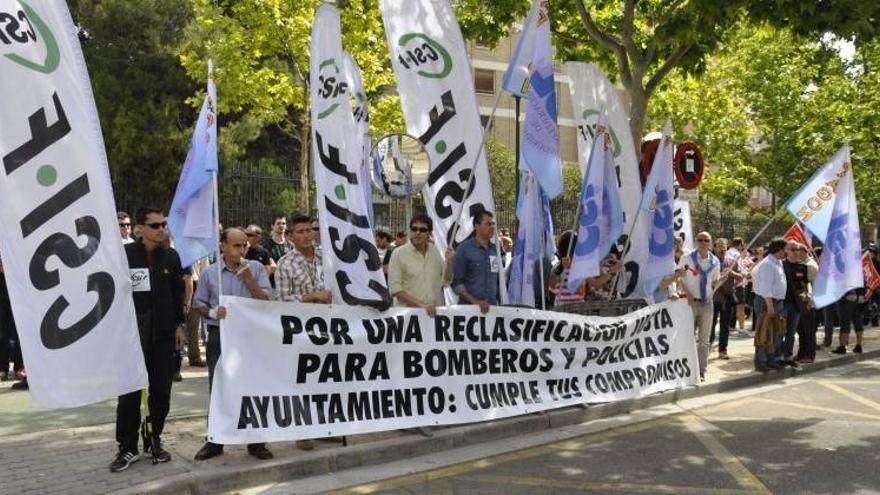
[193,228,273,461]
[677,232,726,380]
[112,207,186,472]
[453,211,501,313]
[388,215,454,317]
[752,239,788,372]
[275,214,331,305]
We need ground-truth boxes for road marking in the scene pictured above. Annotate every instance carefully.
[823,380,880,385]
[752,397,880,421]
[458,473,754,494]
[328,416,677,494]
[819,381,880,413]
[680,415,772,495]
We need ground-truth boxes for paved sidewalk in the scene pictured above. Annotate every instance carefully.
[1,324,877,495]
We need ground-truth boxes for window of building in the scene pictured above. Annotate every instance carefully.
[474,68,495,94]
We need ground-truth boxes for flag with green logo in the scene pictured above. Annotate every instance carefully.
[310,4,390,310]
[0,0,147,408]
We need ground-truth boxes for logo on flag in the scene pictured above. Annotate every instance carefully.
[784,145,851,242]
[783,223,812,249]
[863,253,880,300]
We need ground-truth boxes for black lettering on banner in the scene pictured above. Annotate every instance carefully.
[40,271,114,349]
[29,215,101,290]
[325,196,371,229]
[314,132,358,184]
[328,226,381,269]
[0,12,27,43]
[363,315,422,344]
[417,90,456,146]
[427,142,467,187]
[237,396,259,429]
[3,93,71,176]
[336,271,392,310]
[20,174,90,238]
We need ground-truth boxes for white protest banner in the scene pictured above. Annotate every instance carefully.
[208,297,698,444]
[674,199,694,252]
[0,0,147,407]
[380,0,496,250]
[565,62,642,234]
[310,5,391,310]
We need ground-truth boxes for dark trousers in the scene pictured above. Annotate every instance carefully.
[796,308,817,360]
[711,297,733,352]
[116,337,174,452]
[780,303,802,359]
[0,277,22,374]
[838,299,864,335]
[205,325,262,449]
[822,305,837,344]
[185,308,203,363]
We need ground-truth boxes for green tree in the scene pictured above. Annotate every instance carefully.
[180,0,402,213]
[69,0,196,211]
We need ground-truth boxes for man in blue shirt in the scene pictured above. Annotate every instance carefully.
[192,228,273,461]
[453,210,500,313]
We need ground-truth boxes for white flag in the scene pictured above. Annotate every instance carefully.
[310,5,390,310]
[341,51,374,226]
[380,0,496,251]
[674,199,694,252]
[813,152,862,309]
[565,62,642,234]
[0,0,147,407]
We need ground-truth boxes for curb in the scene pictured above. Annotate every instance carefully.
[117,348,880,495]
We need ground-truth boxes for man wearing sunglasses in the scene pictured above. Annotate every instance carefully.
[118,211,135,244]
[111,207,186,472]
[388,215,454,318]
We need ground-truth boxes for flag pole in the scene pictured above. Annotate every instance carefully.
[447,89,504,245]
[745,207,786,252]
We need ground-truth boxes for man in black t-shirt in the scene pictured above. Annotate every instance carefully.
[244,224,275,275]
[261,215,293,287]
[780,241,809,364]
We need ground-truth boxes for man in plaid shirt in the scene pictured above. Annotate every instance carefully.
[275,214,331,304]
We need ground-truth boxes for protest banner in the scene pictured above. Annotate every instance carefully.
[208,297,698,444]
[863,252,880,300]
[0,0,147,407]
[674,199,694,252]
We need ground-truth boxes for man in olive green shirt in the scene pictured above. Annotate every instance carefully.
[388,214,454,317]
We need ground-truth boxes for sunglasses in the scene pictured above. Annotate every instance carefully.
[145,221,167,230]
[246,233,258,237]
[410,227,430,233]
[311,227,320,232]
[697,238,710,243]
[118,223,131,227]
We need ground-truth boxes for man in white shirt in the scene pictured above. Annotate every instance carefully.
[751,238,788,371]
[388,214,453,317]
[677,232,730,380]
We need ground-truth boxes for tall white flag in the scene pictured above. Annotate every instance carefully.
[342,51,374,226]
[0,0,147,407]
[380,0,496,251]
[813,152,862,309]
[565,62,642,234]
[310,5,391,310]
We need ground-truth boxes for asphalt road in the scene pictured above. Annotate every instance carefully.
[258,358,880,495]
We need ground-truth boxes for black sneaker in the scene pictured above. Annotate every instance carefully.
[831,346,847,354]
[853,345,863,354]
[247,443,274,460]
[109,449,141,472]
[145,442,172,464]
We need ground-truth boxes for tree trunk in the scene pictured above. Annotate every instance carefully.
[626,83,649,152]
[298,125,310,213]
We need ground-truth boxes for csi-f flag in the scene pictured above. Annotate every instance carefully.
[639,120,676,301]
[0,0,147,407]
[380,0,496,252]
[568,112,623,293]
[311,4,391,310]
[813,157,862,309]
[508,172,553,307]
[342,51,374,226]
[501,0,541,97]
[784,145,851,242]
[168,60,219,268]
[506,0,563,199]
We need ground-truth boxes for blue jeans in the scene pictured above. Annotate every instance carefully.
[780,303,801,360]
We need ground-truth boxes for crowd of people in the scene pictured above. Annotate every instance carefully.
[1,205,878,473]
